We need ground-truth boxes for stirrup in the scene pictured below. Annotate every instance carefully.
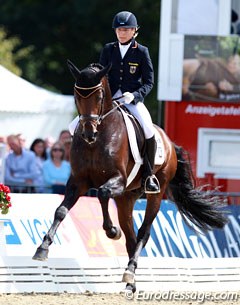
[144,175,160,194]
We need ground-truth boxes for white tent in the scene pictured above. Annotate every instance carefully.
[0,65,75,147]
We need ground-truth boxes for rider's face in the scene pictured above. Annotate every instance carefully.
[115,27,135,44]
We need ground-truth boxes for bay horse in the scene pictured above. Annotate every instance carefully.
[33,60,227,292]
[183,56,240,101]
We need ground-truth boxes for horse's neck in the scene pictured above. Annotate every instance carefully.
[103,81,114,113]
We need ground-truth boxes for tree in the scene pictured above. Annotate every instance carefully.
[0,0,161,121]
[0,27,32,76]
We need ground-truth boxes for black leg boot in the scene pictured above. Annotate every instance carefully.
[144,136,160,193]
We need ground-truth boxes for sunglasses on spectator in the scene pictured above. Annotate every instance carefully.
[52,148,63,152]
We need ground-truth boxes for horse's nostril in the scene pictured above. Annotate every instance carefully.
[85,135,96,144]
[81,130,97,144]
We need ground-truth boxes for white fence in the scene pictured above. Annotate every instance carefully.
[0,256,239,293]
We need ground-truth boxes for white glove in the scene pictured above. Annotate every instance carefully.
[123,92,134,104]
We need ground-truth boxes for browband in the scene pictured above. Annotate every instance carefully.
[74,82,102,90]
[74,82,103,98]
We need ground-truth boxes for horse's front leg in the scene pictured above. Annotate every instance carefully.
[32,178,81,261]
[98,174,125,240]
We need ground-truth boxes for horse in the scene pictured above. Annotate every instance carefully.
[33,60,227,292]
[182,57,240,101]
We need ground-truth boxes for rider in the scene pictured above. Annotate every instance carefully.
[100,11,160,194]
[69,11,160,194]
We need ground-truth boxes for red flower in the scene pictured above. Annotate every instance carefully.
[3,186,10,193]
[0,184,12,214]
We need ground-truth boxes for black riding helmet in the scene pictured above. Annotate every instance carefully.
[112,11,139,29]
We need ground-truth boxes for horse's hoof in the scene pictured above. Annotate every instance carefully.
[112,226,122,240]
[125,283,136,294]
[32,247,49,261]
[112,226,121,240]
[122,269,135,284]
[106,226,122,240]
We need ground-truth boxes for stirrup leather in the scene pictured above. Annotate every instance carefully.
[144,174,160,194]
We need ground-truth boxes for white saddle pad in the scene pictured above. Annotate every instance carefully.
[119,108,165,186]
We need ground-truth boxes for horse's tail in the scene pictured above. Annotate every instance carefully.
[167,144,228,231]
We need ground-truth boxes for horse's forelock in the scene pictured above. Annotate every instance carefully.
[76,63,104,89]
[88,63,104,72]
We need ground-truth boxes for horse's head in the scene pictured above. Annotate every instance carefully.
[67,60,111,144]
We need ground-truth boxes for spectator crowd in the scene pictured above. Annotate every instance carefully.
[0,130,72,195]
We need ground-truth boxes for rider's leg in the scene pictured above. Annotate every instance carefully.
[144,135,160,193]
[124,103,160,193]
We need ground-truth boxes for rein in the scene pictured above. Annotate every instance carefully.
[100,99,124,122]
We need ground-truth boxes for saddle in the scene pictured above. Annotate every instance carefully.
[120,105,145,154]
[119,106,165,187]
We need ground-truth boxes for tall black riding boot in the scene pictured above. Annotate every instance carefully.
[144,136,160,193]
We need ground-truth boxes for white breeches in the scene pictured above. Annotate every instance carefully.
[68,102,155,139]
[123,102,155,139]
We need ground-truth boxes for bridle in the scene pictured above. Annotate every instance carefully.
[74,82,105,125]
[74,82,124,126]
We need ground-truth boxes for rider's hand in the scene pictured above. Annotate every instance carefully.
[123,92,134,104]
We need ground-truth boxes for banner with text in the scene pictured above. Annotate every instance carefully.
[0,194,239,258]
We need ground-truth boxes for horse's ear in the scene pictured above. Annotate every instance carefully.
[67,59,81,81]
[96,63,112,81]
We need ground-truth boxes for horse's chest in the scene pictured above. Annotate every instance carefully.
[72,148,113,172]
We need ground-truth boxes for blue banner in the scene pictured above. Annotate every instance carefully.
[133,200,240,258]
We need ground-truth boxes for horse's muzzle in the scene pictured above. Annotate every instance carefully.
[81,121,98,144]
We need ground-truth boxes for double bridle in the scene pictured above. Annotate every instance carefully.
[74,82,124,126]
[74,82,104,125]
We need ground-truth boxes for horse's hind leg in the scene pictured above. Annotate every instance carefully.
[32,177,80,261]
[115,193,139,292]
[122,191,164,290]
